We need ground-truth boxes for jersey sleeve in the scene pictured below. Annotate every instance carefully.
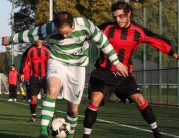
[82,18,119,65]
[19,47,31,74]
[10,21,56,44]
[138,24,174,56]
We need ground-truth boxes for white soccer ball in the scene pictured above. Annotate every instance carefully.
[48,117,71,138]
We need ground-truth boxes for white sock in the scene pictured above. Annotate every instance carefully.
[150,122,157,129]
[84,127,92,135]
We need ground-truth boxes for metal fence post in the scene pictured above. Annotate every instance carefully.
[159,2,163,103]
[143,6,146,98]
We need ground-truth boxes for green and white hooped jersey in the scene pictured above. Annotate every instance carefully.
[10,17,119,66]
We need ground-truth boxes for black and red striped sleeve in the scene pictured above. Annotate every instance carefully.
[19,46,32,74]
[132,21,174,56]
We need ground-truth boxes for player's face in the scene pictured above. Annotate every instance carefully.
[112,9,131,28]
[57,22,74,38]
[35,40,43,47]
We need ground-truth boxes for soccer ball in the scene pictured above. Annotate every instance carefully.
[48,117,71,138]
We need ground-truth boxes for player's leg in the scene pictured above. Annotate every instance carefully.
[130,93,164,138]
[13,85,17,101]
[83,68,116,138]
[117,75,163,138]
[64,66,85,138]
[82,91,103,138]
[66,101,79,138]
[38,59,65,138]
[8,84,13,101]
[29,76,41,122]
[39,76,60,135]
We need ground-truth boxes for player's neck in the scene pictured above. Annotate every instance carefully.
[36,45,42,49]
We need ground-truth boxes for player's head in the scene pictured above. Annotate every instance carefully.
[35,40,43,48]
[111,1,133,28]
[10,65,15,70]
[54,11,74,38]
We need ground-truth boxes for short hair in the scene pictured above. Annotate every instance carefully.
[54,11,74,28]
[11,65,15,68]
[111,1,133,18]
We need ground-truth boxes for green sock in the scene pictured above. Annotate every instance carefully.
[40,97,56,135]
[66,114,78,138]
[67,134,74,138]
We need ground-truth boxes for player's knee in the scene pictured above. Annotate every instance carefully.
[137,95,146,105]
[131,94,145,106]
[72,108,78,116]
[90,92,103,107]
[48,87,59,97]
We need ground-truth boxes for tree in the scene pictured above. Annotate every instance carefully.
[35,0,112,25]
[8,0,38,32]
[0,52,11,73]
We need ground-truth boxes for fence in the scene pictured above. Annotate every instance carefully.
[133,68,179,107]
[129,0,179,107]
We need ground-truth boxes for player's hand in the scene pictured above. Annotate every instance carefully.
[2,36,10,46]
[173,53,179,60]
[20,74,25,82]
[115,62,128,77]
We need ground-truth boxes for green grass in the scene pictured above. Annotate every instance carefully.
[0,94,179,138]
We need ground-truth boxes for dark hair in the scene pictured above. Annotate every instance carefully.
[54,11,74,28]
[11,64,15,67]
[111,1,133,18]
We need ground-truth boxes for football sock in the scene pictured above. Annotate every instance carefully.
[30,100,37,115]
[66,113,78,138]
[139,101,160,136]
[83,103,98,136]
[139,101,156,124]
[40,97,56,135]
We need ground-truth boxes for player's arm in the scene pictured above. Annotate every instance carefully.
[136,21,175,55]
[84,19,128,77]
[19,47,31,81]
[140,26,179,60]
[2,21,55,46]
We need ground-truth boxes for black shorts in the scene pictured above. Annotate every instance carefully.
[88,68,141,105]
[29,76,47,96]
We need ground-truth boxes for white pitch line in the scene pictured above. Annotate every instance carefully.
[0,98,179,138]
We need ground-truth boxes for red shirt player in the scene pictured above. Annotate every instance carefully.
[82,1,179,138]
[7,65,20,102]
[20,40,50,122]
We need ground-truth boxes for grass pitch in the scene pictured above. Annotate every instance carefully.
[0,94,178,138]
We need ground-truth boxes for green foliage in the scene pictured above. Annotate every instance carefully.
[0,52,11,73]
[35,0,112,25]
[79,0,112,25]
[34,0,49,25]
[8,0,37,32]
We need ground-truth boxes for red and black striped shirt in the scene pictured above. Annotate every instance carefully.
[95,21,174,73]
[20,45,50,78]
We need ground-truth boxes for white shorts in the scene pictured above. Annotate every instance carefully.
[47,59,85,104]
